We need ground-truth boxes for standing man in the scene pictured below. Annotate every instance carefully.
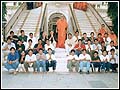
[56,16,68,48]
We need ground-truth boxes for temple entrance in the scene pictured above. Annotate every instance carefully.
[48,13,66,43]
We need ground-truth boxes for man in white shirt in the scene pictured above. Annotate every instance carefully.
[79,49,91,74]
[106,41,116,55]
[2,37,16,63]
[36,48,46,73]
[25,39,34,54]
[72,31,81,45]
[67,49,79,72]
[103,33,111,46]
[100,50,111,72]
[44,39,55,54]
[27,33,37,47]
[93,39,102,55]
[109,49,118,73]
[24,49,37,73]
[65,33,75,56]
[85,39,93,56]
[46,48,57,72]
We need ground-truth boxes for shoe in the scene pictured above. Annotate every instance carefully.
[86,71,90,74]
[79,70,82,74]
[13,71,17,75]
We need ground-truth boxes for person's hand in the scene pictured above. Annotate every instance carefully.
[8,61,12,64]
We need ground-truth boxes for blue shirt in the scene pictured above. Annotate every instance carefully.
[7,51,19,61]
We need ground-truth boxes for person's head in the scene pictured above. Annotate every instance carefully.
[46,39,50,45]
[42,31,47,36]
[10,47,16,54]
[48,48,52,54]
[78,39,82,44]
[101,24,105,28]
[28,49,33,56]
[29,33,33,38]
[82,49,87,55]
[7,37,12,44]
[110,30,114,34]
[28,39,32,44]
[70,49,75,55]
[68,33,72,39]
[110,41,114,46]
[21,51,26,56]
[17,39,22,45]
[94,51,98,57]
[104,33,108,38]
[83,33,87,38]
[87,39,91,45]
[38,48,43,54]
[102,50,108,56]
[75,31,79,36]
[50,31,54,35]
[94,39,98,45]
[38,39,42,44]
[101,41,105,46]
[61,16,65,20]
[110,48,115,55]
[20,30,25,35]
[98,33,102,38]
[10,31,14,36]
[90,32,94,37]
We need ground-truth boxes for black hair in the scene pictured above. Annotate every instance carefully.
[28,49,33,52]
[10,31,14,34]
[28,39,32,42]
[39,48,43,51]
[10,47,16,51]
[94,51,98,54]
[70,49,75,53]
[48,48,52,51]
[20,30,24,33]
[110,48,115,52]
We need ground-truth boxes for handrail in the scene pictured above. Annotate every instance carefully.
[39,3,47,38]
[88,3,112,32]
[73,9,82,36]
[17,11,30,35]
[85,12,97,34]
[69,4,82,36]
[35,6,43,37]
[4,2,27,37]
[68,4,76,34]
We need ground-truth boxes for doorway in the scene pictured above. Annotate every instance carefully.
[48,13,66,42]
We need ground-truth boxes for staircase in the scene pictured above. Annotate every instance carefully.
[21,7,42,36]
[9,7,42,38]
[55,48,68,72]
[74,9,99,37]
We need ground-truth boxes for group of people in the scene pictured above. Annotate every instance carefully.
[65,24,118,74]
[2,22,118,75]
[2,30,57,75]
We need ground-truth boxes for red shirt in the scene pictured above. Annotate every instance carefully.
[74,43,86,51]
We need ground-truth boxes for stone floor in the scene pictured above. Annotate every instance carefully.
[2,70,118,89]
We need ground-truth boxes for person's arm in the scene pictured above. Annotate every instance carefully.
[41,54,47,60]
[36,54,40,60]
[2,43,9,50]
[7,53,12,64]
[31,54,37,63]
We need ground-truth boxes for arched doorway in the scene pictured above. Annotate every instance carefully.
[48,13,66,42]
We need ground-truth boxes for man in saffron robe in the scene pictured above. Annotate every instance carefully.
[98,24,107,38]
[56,16,68,48]
[109,30,118,46]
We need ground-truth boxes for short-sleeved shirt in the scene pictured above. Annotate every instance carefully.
[91,56,100,61]
[25,54,36,62]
